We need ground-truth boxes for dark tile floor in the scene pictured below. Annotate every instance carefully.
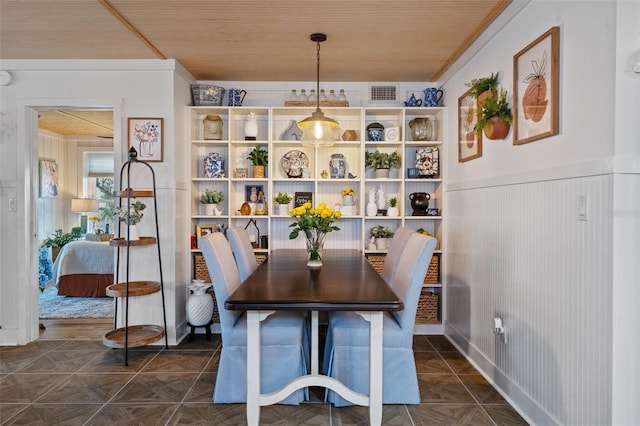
[1,327,528,425]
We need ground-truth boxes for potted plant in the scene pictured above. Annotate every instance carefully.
[41,228,83,261]
[465,72,500,101]
[115,201,146,240]
[370,224,395,250]
[474,88,513,140]
[274,192,292,215]
[387,196,399,217]
[365,150,401,178]
[200,188,224,215]
[246,145,268,178]
[341,187,356,206]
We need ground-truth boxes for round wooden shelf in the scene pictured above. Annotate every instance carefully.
[103,324,164,348]
[106,281,161,297]
[113,189,154,198]
[109,236,157,246]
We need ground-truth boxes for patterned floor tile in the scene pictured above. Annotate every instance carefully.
[110,372,200,403]
[407,403,495,425]
[483,404,530,425]
[414,351,453,374]
[418,374,476,404]
[183,372,216,402]
[3,403,101,425]
[0,373,71,403]
[168,403,246,425]
[426,335,458,352]
[439,351,479,374]
[15,350,103,373]
[141,350,213,373]
[0,403,28,424]
[88,403,178,425]
[78,348,159,373]
[331,404,412,425]
[458,374,507,404]
[37,373,134,403]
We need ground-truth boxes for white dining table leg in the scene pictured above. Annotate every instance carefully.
[369,311,383,426]
[246,310,274,426]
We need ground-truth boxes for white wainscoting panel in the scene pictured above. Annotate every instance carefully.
[446,174,613,425]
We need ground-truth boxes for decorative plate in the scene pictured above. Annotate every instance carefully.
[281,150,309,178]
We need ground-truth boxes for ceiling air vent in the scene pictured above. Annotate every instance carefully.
[369,84,398,102]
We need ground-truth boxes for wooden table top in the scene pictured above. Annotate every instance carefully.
[225,249,403,312]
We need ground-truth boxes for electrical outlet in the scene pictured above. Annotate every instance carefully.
[578,195,588,221]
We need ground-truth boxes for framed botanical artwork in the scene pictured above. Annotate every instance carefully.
[39,159,59,198]
[458,88,483,162]
[128,118,164,162]
[195,224,217,247]
[513,26,560,145]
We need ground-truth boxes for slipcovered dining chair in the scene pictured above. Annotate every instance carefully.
[226,226,258,282]
[199,232,309,404]
[323,232,437,406]
[380,226,414,287]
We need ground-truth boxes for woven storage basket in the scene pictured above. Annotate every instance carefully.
[415,291,439,323]
[424,255,440,284]
[366,254,386,275]
[194,254,211,282]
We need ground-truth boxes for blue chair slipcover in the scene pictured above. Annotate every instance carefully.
[226,226,258,282]
[199,232,309,404]
[322,232,438,406]
[380,226,414,287]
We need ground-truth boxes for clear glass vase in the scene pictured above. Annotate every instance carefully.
[305,230,326,268]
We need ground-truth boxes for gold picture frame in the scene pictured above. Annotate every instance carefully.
[195,224,216,248]
[128,117,164,162]
[513,27,560,145]
[458,87,482,162]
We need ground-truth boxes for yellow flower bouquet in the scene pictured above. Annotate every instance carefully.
[289,202,341,267]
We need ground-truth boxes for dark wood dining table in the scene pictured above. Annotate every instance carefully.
[225,249,403,426]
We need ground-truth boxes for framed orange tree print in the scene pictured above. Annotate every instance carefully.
[513,27,560,145]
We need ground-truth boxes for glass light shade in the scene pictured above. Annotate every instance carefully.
[298,110,339,147]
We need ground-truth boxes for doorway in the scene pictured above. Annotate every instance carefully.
[35,108,116,322]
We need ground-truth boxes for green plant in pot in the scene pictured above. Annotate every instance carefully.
[274,192,292,215]
[365,150,401,178]
[370,224,395,250]
[41,228,83,261]
[246,145,268,178]
[474,88,513,140]
[200,188,224,216]
[465,72,499,99]
[387,196,399,217]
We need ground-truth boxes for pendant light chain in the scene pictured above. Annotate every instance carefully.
[316,40,321,111]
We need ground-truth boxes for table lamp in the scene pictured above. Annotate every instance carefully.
[71,198,100,233]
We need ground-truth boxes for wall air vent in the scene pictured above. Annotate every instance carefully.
[369,84,398,103]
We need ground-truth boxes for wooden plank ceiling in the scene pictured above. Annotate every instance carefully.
[1,0,511,135]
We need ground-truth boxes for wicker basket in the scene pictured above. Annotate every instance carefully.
[194,254,211,282]
[366,254,386,274]
[416,291,439,323]
[424,255,440,284]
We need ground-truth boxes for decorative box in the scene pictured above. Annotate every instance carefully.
[204,152,224,178]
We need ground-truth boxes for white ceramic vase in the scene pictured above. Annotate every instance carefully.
[186,280,213,326]
[278,204,289,216]
[375,238,388,250]
[204,203,216,216]
[387,206,399,217]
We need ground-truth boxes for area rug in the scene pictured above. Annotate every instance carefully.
[39,287,114,319]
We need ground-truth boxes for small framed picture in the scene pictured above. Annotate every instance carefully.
[458,88,482,162]
[128,117,163,162]
[407,168,418,179]
[235,167,248,178]
[245,185,264,202]
[384,127,400,141]
[195,224,217,248]
[294,192,313,207]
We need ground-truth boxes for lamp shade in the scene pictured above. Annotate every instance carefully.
[298,110,340,147]
[71,198,99,214]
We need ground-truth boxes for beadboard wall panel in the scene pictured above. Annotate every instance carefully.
[446,174,613,426]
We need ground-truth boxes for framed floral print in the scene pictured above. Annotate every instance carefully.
[39,159,59,198]
[128,118,163,162]
[513,27,560,145]
[458,88,482,162]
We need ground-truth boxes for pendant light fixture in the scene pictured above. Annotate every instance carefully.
[298,33,339,147]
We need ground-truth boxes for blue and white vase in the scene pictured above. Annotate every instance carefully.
[204,152,225,178]
[330,153,346,179]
